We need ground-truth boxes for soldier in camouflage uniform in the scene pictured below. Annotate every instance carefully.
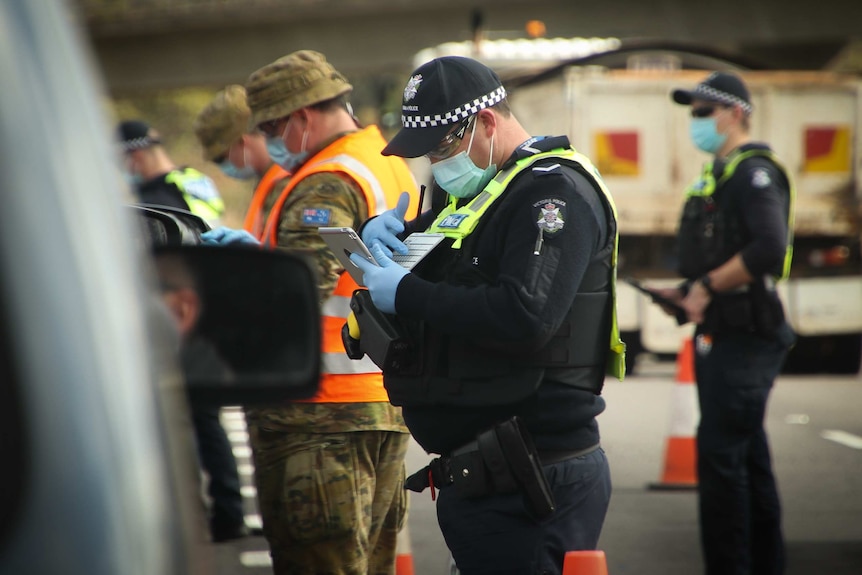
[242,50,419,574]
[193,85,291,239]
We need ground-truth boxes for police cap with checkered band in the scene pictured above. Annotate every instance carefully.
[382,56,507,158]
[118,120,162,153]
[672,71,753,115]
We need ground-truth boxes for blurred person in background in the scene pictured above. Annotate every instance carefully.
[119,119,225,227]
[194,85,291,240]
[151,223,248,545]
[657,71,795,575]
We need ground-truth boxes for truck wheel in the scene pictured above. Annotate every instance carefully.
[783,334,862,375]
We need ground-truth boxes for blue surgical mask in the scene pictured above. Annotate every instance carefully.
[266,117,309,171]
[266,136,304,170]
[690,117,727,154]
[219,159,256,180]
[430,125,496,199]
[125,172,143,187]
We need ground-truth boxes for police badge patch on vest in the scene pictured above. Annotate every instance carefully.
[696,333,713,356]
[533,199,566,234]
[437,213,469,229]
[751,168,771,188]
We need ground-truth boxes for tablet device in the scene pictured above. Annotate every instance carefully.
[623,277,688,324]
[319,227,377,286]
[319,227,446,287]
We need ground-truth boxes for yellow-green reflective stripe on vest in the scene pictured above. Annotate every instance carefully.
[684,149,795,280]
[164,169,226,224]
[426,147,627,380]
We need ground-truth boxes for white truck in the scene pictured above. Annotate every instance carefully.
[508,67,862,373]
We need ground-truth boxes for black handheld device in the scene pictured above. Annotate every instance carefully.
[624,277,689,325]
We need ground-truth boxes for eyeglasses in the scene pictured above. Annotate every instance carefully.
[691,106,724,118]
[257,117,287,138]
[426,116,474,160]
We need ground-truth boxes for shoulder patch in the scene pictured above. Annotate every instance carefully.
[532,163,562,176]
[533,198,567,234]
[182,176,220,201]
[301,208,332,226]
[751,167,771,189]
[437,213,469,229]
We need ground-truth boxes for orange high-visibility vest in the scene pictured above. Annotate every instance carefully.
[262,125,418,403]
[242,163,290,241]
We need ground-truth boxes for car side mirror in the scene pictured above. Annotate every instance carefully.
[153,245,320,404]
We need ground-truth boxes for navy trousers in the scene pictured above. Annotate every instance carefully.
[437,448,611,575]
[694,324,793,575]
[191,405,245,534]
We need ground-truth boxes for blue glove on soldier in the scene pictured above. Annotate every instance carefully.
[350,243,409,314]
[200,227,260,247]
[361,191,411,258]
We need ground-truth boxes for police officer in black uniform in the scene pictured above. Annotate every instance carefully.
[348,56,626,575]
[119,120,225,227]
[656,72,796,575]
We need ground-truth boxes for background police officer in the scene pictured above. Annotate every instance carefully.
[352,56,625,575]
[656,72,796,575]
[119,119,225,227]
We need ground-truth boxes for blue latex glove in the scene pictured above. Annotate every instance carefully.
[350,243,409,314]
[200,227,260,247]
[361,191,411,258]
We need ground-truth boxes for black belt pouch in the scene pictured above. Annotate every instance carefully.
[495,417,556,519]
[449,450,489,498]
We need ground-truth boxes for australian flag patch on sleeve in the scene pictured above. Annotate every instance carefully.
[301,208,331,226]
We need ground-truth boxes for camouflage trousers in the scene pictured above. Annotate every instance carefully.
[248,427,410,575]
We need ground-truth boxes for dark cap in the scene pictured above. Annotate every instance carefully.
[672,72,752,114]
[382,56,507,158]
[118,120,162,152]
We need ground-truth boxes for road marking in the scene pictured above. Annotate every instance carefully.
[245,514,262,529]
[241,485,258,498]
[232,446,253,458]
[239,550,272,568]
[221,408,246,420]
[821,430,862,449]
[785,414,810,424]
[229,430,249,443]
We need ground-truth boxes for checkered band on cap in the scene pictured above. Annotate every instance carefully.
[122,136,158,152]
[691,83,752,114]
[118,120,161,152]
[401,85,507,129]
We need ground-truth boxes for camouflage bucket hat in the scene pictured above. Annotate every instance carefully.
[245,50,353,130]
[193,85,251,161]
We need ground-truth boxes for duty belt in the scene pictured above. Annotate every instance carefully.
[406,442,601,492]
[404,418,597,519]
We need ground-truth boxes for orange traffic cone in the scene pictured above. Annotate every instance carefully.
[562,550,609,575]
[395,523,415,575]
[648,337,699,490]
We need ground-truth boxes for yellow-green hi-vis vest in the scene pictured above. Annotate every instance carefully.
[164,168,226,227]
[426,147,627,381]
[684,149,795,280]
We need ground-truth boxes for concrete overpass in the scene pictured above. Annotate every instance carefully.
[76,0,862,95]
